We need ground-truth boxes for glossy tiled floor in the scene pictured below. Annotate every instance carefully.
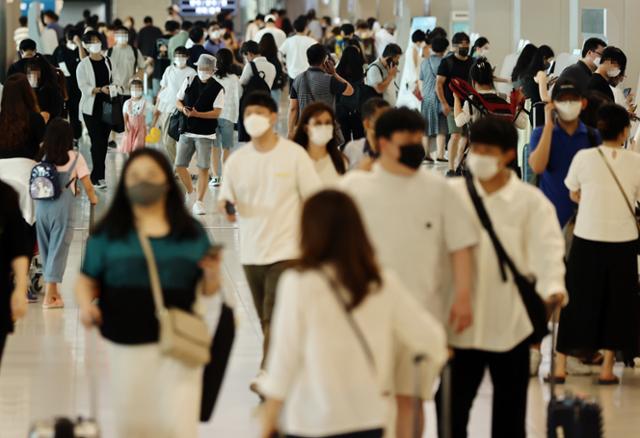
[2,121,640,438]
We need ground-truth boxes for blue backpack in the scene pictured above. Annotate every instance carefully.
[29,154,78,200]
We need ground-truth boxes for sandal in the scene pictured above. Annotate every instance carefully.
[597,376,620,385]
[543,375,566,384]
[42,297,65,309]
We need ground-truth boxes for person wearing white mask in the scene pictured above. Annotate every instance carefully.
[76,30,116,189]
[587,46,627,103]
[292,102,347,186]
[107,25,146,112]
[218,91,321,395]
[175,54,225,216]
[447,116,566,438]
[204,24,225,55]
[154,46,196,165]
[558,38,606,94]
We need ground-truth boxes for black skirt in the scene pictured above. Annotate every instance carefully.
[557,236,639,357]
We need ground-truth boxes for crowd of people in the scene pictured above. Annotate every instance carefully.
[0,4,639,438]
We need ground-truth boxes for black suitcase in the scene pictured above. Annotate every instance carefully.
[547,309,604,438]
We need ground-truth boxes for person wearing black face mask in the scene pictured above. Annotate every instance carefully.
[341,108,478,438]
[436,32,473,177]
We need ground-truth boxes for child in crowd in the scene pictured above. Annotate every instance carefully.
[35,118,98,309]
[120,79,149,154]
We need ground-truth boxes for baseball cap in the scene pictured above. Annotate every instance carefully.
[265,14,276,23]
[551,78,582,100]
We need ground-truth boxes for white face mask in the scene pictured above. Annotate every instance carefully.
[607,67,621,78]
[115,35,128,45]
[131,89,142,98]
[593,56,601,67]
[27,74,39,88]
[554,101,582,122]
[244,114,271,138]
[466,152,500,181]
[198,71,212,82]
[66,41,77,51]
[210,30,221,40]
[174,57,187,67]
[308,124,334,146]
[85,43,102,54]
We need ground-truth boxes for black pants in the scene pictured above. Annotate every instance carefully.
[242,261,290,367]
[337,109,365,144]
[68,90,82,140]
[286,429,383,438]
[436,341,529,438]
[83,112,111,183]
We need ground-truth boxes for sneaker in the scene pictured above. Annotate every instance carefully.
[436,157,448,163]
[192,200,206,215]
[27,288,38,303]
[94,180,107,190]
[208,176,221,188]
[529,349,542,377]
[566,356,593,375]
[445,170,456,178]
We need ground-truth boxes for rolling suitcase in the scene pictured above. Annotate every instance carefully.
[547,309,604,438]
[30,205,100,438]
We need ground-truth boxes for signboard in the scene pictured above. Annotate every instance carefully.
[179,0,237,16]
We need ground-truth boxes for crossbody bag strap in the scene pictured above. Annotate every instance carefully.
[320,270,376,373]
[136,231,168,317]
[464,176,522,282]
[596,147,640,233]
[63,151,81,189]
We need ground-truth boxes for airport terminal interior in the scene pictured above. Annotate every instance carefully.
[1,0,640,437]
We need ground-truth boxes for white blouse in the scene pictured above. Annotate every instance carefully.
[313,155,342,186]
[259,267,447,437]
[448,174,567,351]
[565,146,640,242]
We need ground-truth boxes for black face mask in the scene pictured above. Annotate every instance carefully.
[458,47,469,57]
[398,143,425,169]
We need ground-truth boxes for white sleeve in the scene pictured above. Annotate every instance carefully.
[218,157,236,202]
[176,76,189,101]
[160,67,170,89]
[455,101,471,127]
[526,193,567,303]
[76,60,95,98]
[388,272,448,371]
[259,270,304,399]
[564,151,582,192]
[239,64,251,86]
[213,89,225,109]
[365,64,383,87]
[296,150,322,198]
[443,180,479,251]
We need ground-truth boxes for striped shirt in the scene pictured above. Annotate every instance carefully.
[290,67,347,117]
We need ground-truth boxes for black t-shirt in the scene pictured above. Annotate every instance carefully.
[90,58,111,114]
[36,85,64,119]
[0,112,46,160]
[53,46,81,97]
[437,54,473,106]
[0,181,32,333]
[587,73,615,102]
[137,25,164,58]
[187,45,208,68]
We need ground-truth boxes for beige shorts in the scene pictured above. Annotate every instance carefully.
[393,340,440,400]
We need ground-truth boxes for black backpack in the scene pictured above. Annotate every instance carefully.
[359,63,383,106]
[238,62,272,142]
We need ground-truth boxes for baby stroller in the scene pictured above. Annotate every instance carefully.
[448,78,526,175]
[0,158,42,302]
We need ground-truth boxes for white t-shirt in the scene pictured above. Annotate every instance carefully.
[565,146,640,242]
[109,45,146,91]
[218,137,322,265]
[313,155,342,186]
[158,65,196,113]
[239,56,276,90]
[255,26,287,48]
[260,268,447,437]
[343,138,367,170]
[214,74,241,123]
[122,97,148,117]
[448,175,567,351]
[341,165,479,320]
[374,28,396,58]
[176,77,225,139]
[279,34,317,80]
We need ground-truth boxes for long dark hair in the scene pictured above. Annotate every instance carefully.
[523,44,554,77]
[93,149,200,239]
[470,36,489,57]
[511,43,537,82]
[336,46,364,83]
[215,48,234,79]
[0,74,40,152]
[292,102,346,175]
[258,32,279,60]
[37,118,73,165]
[298,190,382,309]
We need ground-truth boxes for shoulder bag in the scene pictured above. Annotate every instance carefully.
[596,147,640,253]
[465,176,549,344]
[137,231,211,367]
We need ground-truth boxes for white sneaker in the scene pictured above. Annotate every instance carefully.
[566,356,593,375]
[192,200,206,215]
[94,179,107,190]
[208,176,221,188]
[529,349,542,377]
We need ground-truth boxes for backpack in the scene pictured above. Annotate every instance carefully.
[242,61,271,97]
[29,153,79,201]
[359,63,384,106]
